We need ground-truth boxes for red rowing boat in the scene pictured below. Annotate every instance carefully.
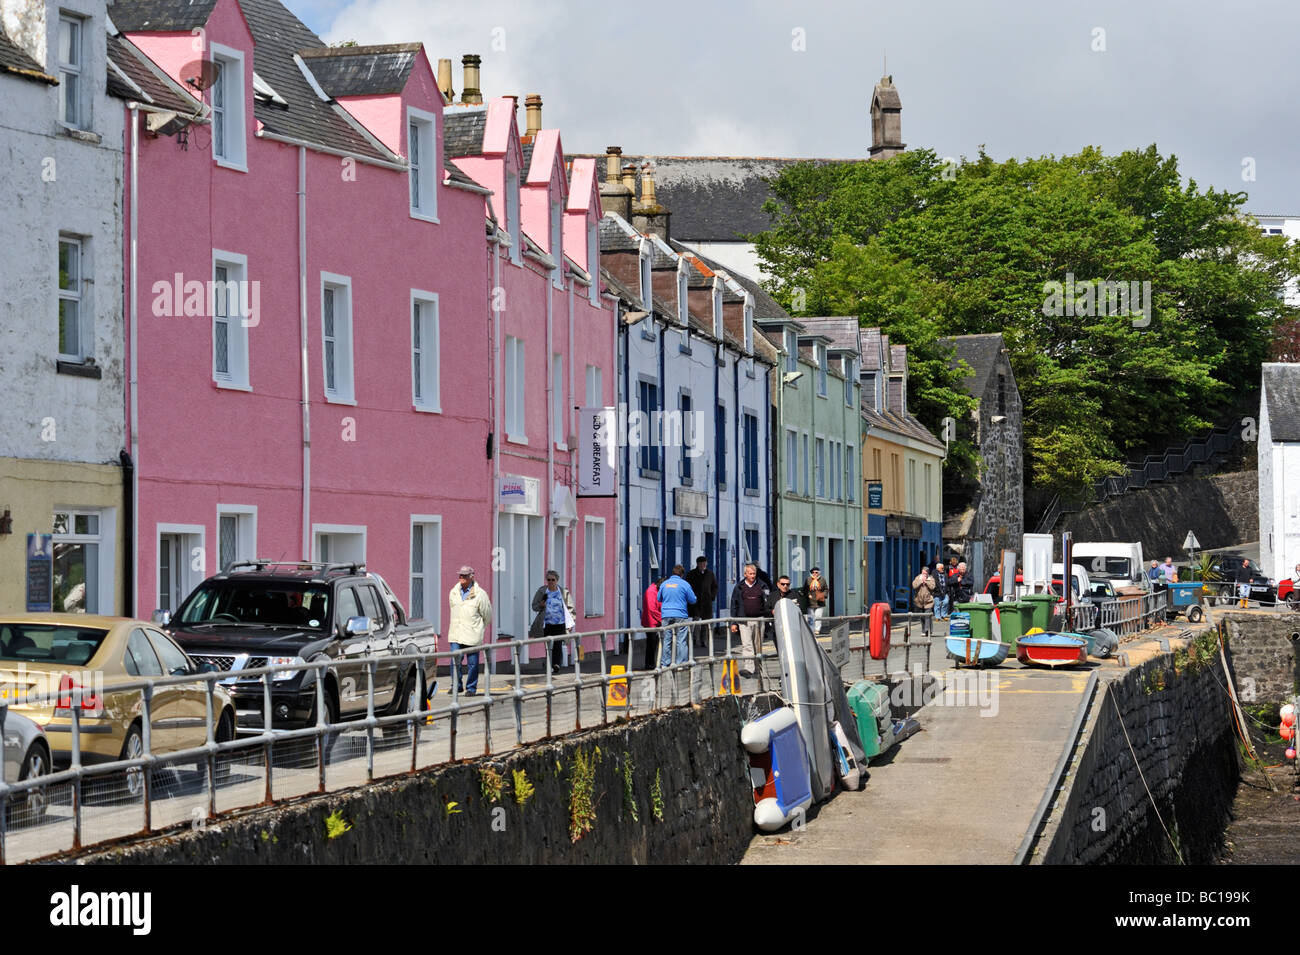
[1016,633,1088,668]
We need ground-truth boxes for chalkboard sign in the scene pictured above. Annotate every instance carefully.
[26,534,53,612]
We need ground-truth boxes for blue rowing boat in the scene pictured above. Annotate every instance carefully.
[945,634,1011,667]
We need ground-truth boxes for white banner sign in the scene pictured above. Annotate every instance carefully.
[577,406,617,497]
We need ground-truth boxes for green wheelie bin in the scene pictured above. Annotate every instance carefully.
[997,601,1031,645]
[1020,592,1057,632]
[952,602,994,641]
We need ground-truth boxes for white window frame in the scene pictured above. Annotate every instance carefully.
[409,515,442,630]
[213,250,251,390]
[587,219,600,305]
[505,335,526,443]
[847,446,856,503]
[411,290,440,412]
[53,508,115,614]
[639,241,652,309]
[845,358,855,405]
[552,352,566,449]
[847,539,857,593]
[743,299,754,354]
[676,260,690,327]
[551,196,565,289]
[816,343,828,397]
[785,428,798,493]
[585,364,602,407]
[155,521,205,615]
[210,43,247,171]
[506,166,521,265]
[712,279,724,339]
[321,273,355,404]
[815,436,826,499]
[215,505,257,571]
[312,523,367,565]
[57,13,85,129]
[407,106,438,222]
[784,329,797,373]
[58,235,85,361]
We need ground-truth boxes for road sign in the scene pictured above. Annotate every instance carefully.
[1183,531,1201,552]
[829,624,851,669]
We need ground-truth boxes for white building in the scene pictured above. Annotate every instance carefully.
[0,0,126,613]
[1250,213,1300,307]
[1258,364,1300,585]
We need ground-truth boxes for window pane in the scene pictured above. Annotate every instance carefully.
[411,524,423,572]
[60,19,79,66]
[53,541,97,613]
[325,341,335,391]
[215,320,230,374]
[59,299,80,356]
[219,514,237,569]
[59,241,79,288]
[74,514,97,535]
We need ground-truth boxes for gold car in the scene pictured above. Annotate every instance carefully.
[0,615,235,787]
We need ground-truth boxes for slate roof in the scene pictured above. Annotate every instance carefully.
[569,155,856,242]
[798,316,860,355]
[861,327,882,371]
[0,27,54,81]
[599,215,640,253]
[106,33,204,112]
[297,44,420,97]
[113,0,394,161]
[443,158,481,189]
[940,333,1006,399]
[1262,363,1300,442]
[110,0,218,31]
[521,141,535,176]
[668,241,787,318]
[443,106,487,158]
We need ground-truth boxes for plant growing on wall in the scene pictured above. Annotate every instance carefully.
[512,769,535,806]
[324,810,352,839]
[621,752,639,823]
[569,748,601,842]
[479,767,505,803]
[650,768,664,822]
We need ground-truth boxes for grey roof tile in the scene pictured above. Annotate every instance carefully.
[443,106,487,157]
[110,0,218,31]
[940,333,1006,399]
[297,44,420,97]
[798,316,860,354]
[0,27,53,81]
[668,240,788,318]
[1263,363,1300,442]
[106,33,204,112]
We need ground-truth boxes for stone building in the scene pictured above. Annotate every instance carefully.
[940,333,1023,585]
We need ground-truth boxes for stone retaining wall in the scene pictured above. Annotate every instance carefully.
[1222,611,1300,705]
[72,697,754,865]
[1037,644,1237,864]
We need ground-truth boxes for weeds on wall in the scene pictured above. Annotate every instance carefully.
[569,747,601,843]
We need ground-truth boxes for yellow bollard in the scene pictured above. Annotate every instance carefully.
[607,665,629,707]
[719,659,741,696]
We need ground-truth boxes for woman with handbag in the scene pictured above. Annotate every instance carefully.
[530,570,576,675]
[911,566,937,636]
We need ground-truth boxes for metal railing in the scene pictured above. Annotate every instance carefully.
[1062,589,1168,635]
[0,611,929,864]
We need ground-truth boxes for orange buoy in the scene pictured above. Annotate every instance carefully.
[869,602,892,660]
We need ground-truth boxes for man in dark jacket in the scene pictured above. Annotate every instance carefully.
[728,562,770,678]
[949,562,973,604]
[684,555,718,650]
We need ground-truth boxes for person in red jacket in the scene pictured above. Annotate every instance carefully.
[641,579,663,670]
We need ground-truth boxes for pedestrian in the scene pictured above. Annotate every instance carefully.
[947,556,959,579]
[766,574,799,614]
[728,562,770,678]
[912,565,937,636]
[641,577,663,670]
[950,561,972,604]
[530,570,575,676]
[684,555,718,650]
[1147,560,1161,586]
[656,565,697,668]
[446,566,492,696]
[1161,557,1176,584]
[932,561,950,620]
[1237,557,1252,608]
[799,567,830,635]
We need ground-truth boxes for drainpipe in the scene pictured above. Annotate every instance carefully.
[713,340,720,610]
[298,146,311,559]
[733,353,740,580]
[764,363,771,578]
[658,312,666,579]
[491,224,502,641]
[567,279,576,595]
[620,299,631,630]
[546,263,555,578]
[120,450,134,616]
[127,103,140,615]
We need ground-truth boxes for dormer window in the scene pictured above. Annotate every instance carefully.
[506,167,521,264]
[784,329,797,372]
[844,357,855,405]
[551,196,564,289]
[588,220,599,304]
[816,344,828,397]
[408,107,437,220]
[743,298,754,354]
[210,44,247,170]
[676,262,689,326]
[57,14,86,129]
[712,279,724,339]
[639,241,652,310]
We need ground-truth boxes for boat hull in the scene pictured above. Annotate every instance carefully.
[945,635,1010,667]
[1016,633,1088,668]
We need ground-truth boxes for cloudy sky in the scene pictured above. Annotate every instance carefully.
[300,0,1298,214]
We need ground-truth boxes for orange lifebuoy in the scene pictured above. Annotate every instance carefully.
[869,602,891,659]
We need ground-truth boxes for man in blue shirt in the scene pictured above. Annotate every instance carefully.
[656,564,697,668]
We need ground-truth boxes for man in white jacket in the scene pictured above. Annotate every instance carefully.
[447,565,493,695]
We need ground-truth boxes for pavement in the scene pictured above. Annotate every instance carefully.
[741,631,1095,864]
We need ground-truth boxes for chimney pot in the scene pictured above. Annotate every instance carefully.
[436,58,454,103]
[640,162,657,205]
[621,162,637,198]
[605,146,623,183]
[524,93,543,137]
[460,54,482,104]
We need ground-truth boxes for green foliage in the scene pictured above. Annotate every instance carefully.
[512,768,535,806]
[568,749,600,843]
[324,810,352,839]
[479,767,505,803]
[650,768,664,822]
[444,800,462,817]
[621,752,639,823]
[754,145,1300,498]
[1186,554,1222,583]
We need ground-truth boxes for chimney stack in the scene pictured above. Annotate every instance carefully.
[524,93,543,138]
[621,163,637,198]
[632,161,671,241]
[599,146,633,220]
[436,58,454,103]
[460,54,482,104]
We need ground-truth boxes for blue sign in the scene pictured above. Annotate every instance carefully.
[867,482,883,509]
[26,534,53,612]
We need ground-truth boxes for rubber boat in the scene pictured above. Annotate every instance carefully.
[741,706,814,831]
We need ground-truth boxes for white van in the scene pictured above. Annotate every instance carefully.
[1072,542,1147,590]
[1050,562,1093,600]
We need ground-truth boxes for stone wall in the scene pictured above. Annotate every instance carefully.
[1056,470,1257,559]
[973,360,1024,582]
[1037,646,1237,864]
[1222,611,1300,704]
[74,698,754,865]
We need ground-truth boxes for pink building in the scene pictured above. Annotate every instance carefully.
[117,0,495,639]
[443,82,617,659]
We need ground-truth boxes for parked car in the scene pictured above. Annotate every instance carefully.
[1279,578,1299,610]
[1073,542,1147,590]
[2,708,50,821]
[0,615,236,794]
[1193,554,1277,606]
[159,561,439,733]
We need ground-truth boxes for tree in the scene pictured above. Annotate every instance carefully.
[754,146,1300,499]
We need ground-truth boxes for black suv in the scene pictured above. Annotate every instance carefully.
[1197,554,1276,606]
[159,562,438,731]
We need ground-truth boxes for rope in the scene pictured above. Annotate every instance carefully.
[1109,689,1185,865]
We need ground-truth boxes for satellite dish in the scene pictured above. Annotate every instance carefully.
[180,59,222,92]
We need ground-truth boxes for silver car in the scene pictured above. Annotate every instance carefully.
[2,708,51,821]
